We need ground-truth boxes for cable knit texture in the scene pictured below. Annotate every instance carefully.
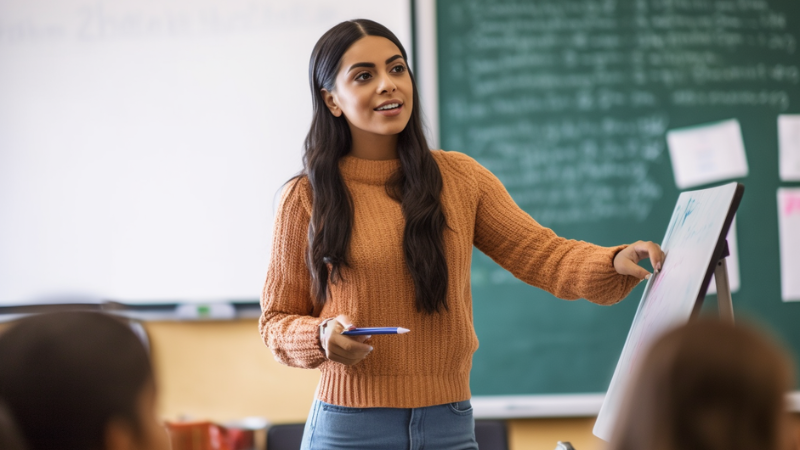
[259,150,640,408]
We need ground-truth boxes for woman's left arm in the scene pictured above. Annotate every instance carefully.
[469,157,662,305]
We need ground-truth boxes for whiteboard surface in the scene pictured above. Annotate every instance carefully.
[0,0,411,305]
[593,182,740,441]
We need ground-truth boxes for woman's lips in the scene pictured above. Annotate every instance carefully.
[374,103,403,116]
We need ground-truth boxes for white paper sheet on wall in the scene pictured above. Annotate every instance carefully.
[666,119,749,190]
[779,115,800,181]
[707,217,740,295]
[778,188,800,302]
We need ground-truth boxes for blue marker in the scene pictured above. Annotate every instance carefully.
[341,327,410,336]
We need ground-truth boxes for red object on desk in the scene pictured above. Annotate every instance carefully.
[165,421,255,450]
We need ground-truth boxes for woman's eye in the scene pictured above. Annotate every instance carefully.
[355,72,371,81]
[391,65,406,73]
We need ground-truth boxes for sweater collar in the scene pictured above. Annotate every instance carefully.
[339,155,400,186]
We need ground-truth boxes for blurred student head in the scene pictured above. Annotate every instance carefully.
[0,311,170,450]
[0,400,27,450]
[608,318,795,450]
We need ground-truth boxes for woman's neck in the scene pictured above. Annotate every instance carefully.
[349,130,399,160]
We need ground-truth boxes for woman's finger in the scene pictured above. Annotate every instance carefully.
[630,241,666,271]
[328,344,370,361]
[333,334,373,354]
[620,257,652,280]
[329,332,372,352]
[642,242,666,272]
[334,314,355,331]
[327,343,371,365]
[326,345,360,364]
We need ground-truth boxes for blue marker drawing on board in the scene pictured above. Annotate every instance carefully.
[663,206,680,247]
[682,198,696,226]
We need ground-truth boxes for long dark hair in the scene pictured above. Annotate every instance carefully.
[0,311,153,450]
[301,19,448,314]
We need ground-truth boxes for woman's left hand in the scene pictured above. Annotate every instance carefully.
[613,241,665,280]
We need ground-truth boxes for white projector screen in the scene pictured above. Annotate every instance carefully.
[0,0,411,306]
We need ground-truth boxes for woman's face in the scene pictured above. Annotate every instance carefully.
[323,35,413,141]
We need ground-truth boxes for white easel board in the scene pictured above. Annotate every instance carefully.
[593,182,743,441]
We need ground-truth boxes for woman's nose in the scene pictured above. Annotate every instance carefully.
[376,72,397,94]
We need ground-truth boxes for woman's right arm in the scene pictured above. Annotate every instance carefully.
[258,178,328,369]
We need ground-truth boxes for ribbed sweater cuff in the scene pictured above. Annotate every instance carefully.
[265,315,329,369]
[583,244,641,305]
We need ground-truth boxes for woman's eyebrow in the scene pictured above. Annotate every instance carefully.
[385,54,403,64]
[347,55,404,73]
[348,62,375,72]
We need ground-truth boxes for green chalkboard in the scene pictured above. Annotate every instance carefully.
[435,0,800,396]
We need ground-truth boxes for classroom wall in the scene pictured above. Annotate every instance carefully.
[146,318,319,424]
[144,318,800,450]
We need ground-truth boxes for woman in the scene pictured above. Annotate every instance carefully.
[0,312,170,450]
[608,319,795,450]
[259,18,665,449]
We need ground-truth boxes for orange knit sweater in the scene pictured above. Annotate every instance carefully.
[259,150,639,408]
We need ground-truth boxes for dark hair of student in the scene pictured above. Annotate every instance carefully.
[608,319,795,450]
[0,311,153,450]
[300,18,448,314]
[0,401,27,450]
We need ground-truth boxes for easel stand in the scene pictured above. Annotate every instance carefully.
[714,240,734,323]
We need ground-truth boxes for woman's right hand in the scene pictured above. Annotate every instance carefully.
[319,315,373,365]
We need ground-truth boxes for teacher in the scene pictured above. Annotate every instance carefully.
[259,18,665,450]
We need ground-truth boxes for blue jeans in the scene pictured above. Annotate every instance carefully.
[300,399,479,450]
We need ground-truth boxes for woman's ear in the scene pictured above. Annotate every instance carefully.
[104,417,134,450]
[321,89,342,117]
